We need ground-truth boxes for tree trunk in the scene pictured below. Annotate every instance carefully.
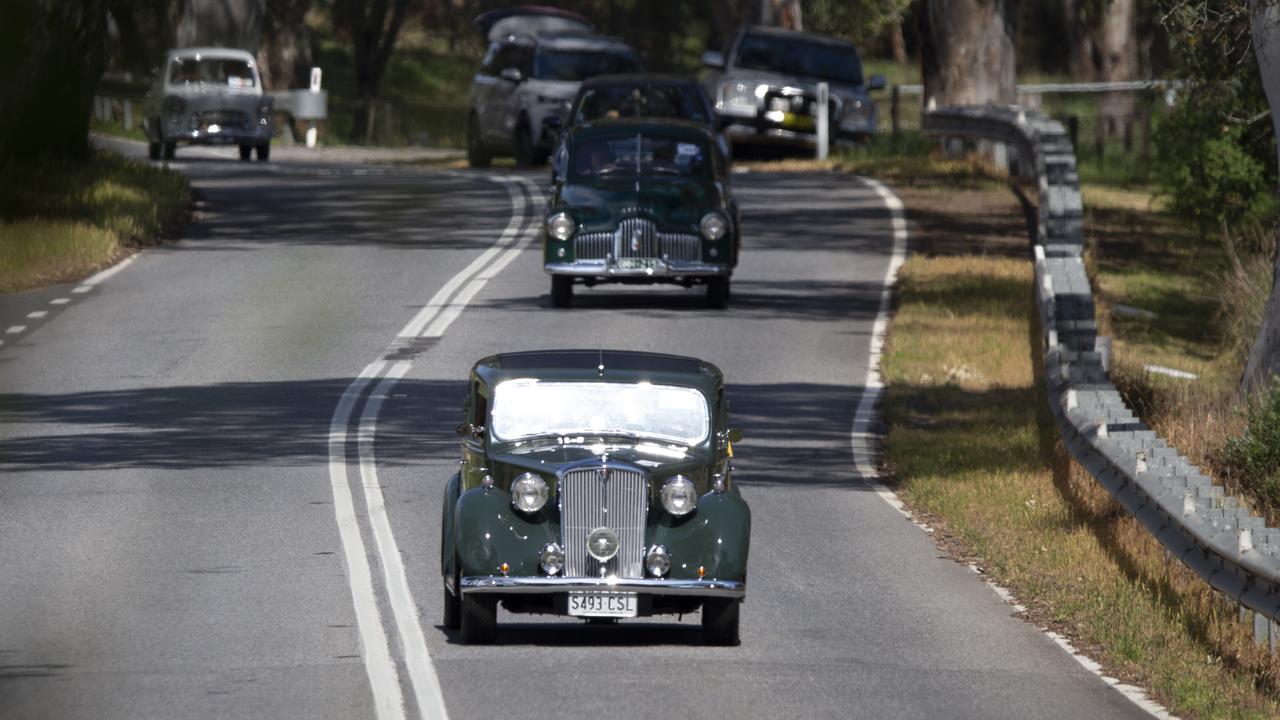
[1242,0,1280,394]
[0,0,110,165]
[919,0,1017,107]
[175,0,265,53]
[336,0,409,144]
[258,0,312,90]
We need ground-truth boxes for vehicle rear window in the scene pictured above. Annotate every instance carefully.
[574,85,710,125]
[169,57,257,88]
[733,33,864,86]
[534,49,643,82]
[570,133,709,179]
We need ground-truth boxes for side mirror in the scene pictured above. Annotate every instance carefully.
[868,74,887,91]
[701,50,726,70]
[499,67,523,83]
[455,422,485,438]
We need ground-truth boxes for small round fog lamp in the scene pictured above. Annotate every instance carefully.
[540,543,565,575]
[646,545,671,577]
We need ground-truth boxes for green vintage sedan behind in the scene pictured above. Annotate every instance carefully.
[441,350,750,645]
[544,119,740,308]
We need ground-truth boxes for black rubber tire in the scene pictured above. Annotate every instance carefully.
[239,145,252,161]
[467,115,491,168]
[162,142,176,160]
[702,598,741,646]
[255,144,270,161]
[514,120,548,167]
[148,142,162,161]
[442,584,461,630]
[707,276,730,309]
[460,594,497,644]
[551,275,573,308]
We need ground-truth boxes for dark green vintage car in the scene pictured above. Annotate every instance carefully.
[440,350,750,645]
[544,119,740,308]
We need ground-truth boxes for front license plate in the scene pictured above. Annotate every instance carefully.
[568,591,637,618]
[615,257,659,270]
[782,112,815,130]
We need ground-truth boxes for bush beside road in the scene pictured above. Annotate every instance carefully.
[0,150,189,293]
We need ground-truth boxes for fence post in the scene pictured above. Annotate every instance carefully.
[1067,116,1079,152]
[891,85,900,138]
[1123,118,1133,154]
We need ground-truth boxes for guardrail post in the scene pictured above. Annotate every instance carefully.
[816,81,829,161]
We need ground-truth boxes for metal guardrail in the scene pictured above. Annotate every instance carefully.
[94,74,328,122]
[923,105,1280,647]
[895,79,1181,96]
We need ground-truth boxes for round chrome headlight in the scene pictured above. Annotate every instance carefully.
[660,475,697,516]
[510,472,549,513]
[700,212,728,241]
[541,543,565,575]
[547,212,575,241]
[646,544,671,577]
[586,527,620,561]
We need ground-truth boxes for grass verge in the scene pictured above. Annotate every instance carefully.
[0,150,189,293]
[873,160,1280,717]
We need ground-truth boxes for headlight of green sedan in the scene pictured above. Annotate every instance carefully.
[547,212,575,241]
[660,475,697,516]
[511,472,549,513]
[700,212,728,241]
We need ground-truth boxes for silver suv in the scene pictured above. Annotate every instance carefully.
[467,8,643,167]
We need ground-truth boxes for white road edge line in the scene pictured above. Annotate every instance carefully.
[851,176,1175,720]
[328,174,536,720]
[83,254,137,286]
[327,361,405,720]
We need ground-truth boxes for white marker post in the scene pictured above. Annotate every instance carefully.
[816,81,829,161]
[307,67,322,149]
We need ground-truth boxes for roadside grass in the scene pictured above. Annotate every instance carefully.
[0,150,189,293]
[881,248,1280,718]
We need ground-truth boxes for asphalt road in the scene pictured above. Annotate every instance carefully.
[0,141,1151,719]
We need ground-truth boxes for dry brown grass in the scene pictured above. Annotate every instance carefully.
[880,177,1280,717]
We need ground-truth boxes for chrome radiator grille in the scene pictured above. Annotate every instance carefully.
[573,220,702,263]
[560,467,647,579]
[197,110,247,129]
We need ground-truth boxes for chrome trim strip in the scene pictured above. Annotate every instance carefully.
[545,260,728,278]
[460,576,745,598]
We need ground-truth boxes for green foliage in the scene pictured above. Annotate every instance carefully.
[1219,380,1280,508]
[1155,0,1277,234]
[1158,122,1272,232]
[804,0,912,46]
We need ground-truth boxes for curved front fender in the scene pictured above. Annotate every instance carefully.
[440,473,461,581]
[651,491,750,582]
[454,486,559,578]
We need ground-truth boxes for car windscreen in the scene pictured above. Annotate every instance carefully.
[491,379,710,445]
[534,49,644,82]
[168,57,258,88]
[574,85,710,125]
[733,33,864,86]
[570,133,709,179]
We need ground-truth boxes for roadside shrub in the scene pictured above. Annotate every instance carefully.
[1218,380,1280,509]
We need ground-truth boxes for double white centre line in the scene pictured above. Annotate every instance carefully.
[326,174,542,720]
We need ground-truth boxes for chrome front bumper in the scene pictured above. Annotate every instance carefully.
[545,259,729,279]
[461,575,746,598]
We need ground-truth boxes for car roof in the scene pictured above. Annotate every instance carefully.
[738,25,857,49]
[474,350,723,393]
[578,74,701,88]
[474,6,594,41]
[529,33,635,52]
[568,117,717,142]
[168,47,257,63]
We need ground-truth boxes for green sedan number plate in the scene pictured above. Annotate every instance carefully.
[568,591,637,618]
[614,257,659,271]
